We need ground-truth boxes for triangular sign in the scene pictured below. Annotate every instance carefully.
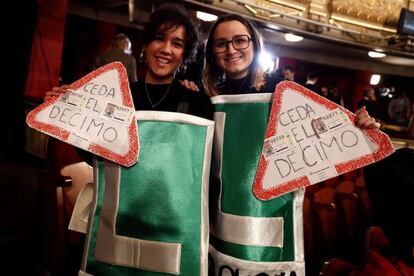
[253,81,394,200]
[26,62,139,167]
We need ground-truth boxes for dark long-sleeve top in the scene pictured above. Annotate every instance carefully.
[217,73,284,94]
[78,78,213,164]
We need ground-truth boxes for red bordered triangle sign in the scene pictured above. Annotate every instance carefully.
[253,81,394,200]
[26,62,139,167]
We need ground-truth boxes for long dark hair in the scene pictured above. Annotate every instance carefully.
[203,14,265,96]
[142,4,199,73]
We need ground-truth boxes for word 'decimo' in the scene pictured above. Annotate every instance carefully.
[273,129,359,179]
[49,106,118,143]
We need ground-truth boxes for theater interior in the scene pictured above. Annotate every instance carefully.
[1,0,414,275]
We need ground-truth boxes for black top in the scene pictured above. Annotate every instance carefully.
[358,97,379,119]
[323,92,341,105]
[130,78,213,119]
[304,83,321,95]
[218,73,284,94]
[131,78,188,112]
[78,78,213,164]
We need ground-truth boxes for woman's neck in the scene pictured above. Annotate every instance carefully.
[226,71,249,81]
[226,75,248,82]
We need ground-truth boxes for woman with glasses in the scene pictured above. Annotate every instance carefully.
[204,14,284,97]
[203,14,379,129]
[205,14,380,276]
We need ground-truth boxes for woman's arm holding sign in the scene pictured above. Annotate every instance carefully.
[355,106,381,129]
[44,85,71,102]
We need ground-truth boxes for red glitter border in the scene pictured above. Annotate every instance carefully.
[253,81,394,200]
[26,62,139,167]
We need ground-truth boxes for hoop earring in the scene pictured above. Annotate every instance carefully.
[139,49,146,64]
[173,61,183,78]
[177,61,186,74]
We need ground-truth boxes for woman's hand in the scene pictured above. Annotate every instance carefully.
[354,106,381,129]
[44,84,71,102]
[179,79,199,92]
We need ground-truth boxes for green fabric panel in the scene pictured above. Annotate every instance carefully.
[85,120,208,275]
[213,102,295,261]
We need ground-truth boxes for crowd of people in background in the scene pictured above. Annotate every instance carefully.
[278,65,411,129]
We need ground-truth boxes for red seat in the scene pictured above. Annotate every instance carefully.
[311,187,338,262]
[39,138,91,275]
[342,170,358,182]
[335,181,361,259]
[354,176,374,227]
[303,195,313,259]
[320,258,354,276]
[323,176,341,188]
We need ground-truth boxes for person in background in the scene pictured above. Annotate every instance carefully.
[408,101,414,136]
[274,68,285,81]
[320,84,341,105]
[330,84,344,106]
[93,33,138,83]
[388,90,411,126]
[358,86,379,121]
[283,64,296,82]
[304,71,321,94]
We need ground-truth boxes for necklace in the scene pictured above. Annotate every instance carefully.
[144,81,173,108]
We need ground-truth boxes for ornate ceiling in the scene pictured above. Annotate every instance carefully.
[186,0,414,56]
[67,0,414,76]
[331,0,405,27]
[206,0,411,31]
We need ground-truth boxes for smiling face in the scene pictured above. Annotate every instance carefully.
[213,20,254,80]
[144,24,185,84]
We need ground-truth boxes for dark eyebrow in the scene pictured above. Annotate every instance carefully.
[172,37,184,42]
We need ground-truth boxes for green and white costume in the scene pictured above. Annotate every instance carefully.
[209,94,305,276]
[80,111,214,275]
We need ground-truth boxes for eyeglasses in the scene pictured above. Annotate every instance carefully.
[213,35,251,53]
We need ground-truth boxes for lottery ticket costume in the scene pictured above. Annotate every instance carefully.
[78,76,214,275]
[208,75,305,275]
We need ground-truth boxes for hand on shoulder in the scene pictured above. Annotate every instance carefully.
[178,79,199,92]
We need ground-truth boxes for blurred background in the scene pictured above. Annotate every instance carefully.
[1,0,413,275]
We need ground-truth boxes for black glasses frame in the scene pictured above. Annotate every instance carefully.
[213,35,252,53]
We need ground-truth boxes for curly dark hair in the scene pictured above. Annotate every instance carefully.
[143,4,199,69]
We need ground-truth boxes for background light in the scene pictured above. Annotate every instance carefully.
[196,11,217,22]
[284,33,303,42]
[259,51,275,72]
[368,51,386,58]
[370,74,381,85]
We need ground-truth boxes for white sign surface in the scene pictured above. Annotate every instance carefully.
[26,62,139,167]
[254,81,394,200]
